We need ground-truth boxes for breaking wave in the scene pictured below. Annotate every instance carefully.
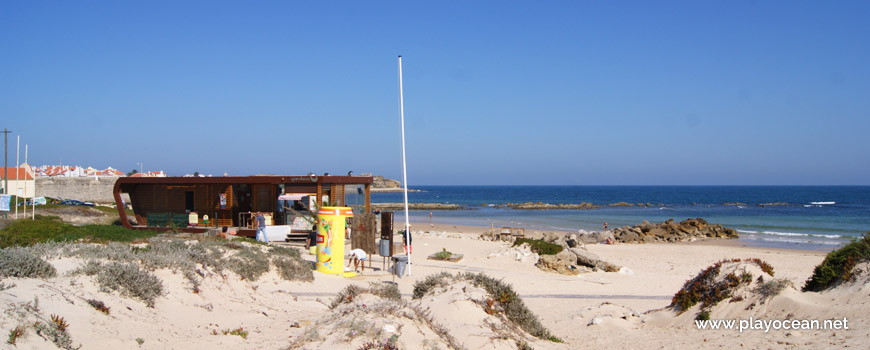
[737,229,845,240]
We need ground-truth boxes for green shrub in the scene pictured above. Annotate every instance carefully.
[434,248,453,260]
[34,319,79,350]
[670,259,770,316]
[413,272,559,342]
[512,238,563,255]
[7,326,24,346]
[227,246,270,281]
[0,248,57,278]
[412,271,453,299]
[270,246,301,259]
[803,233,870,292]
[367,281,402,301]
[76,261,163,307]
[462,272,557,341]
[220,328,248,339]
[272,256,313,282]
[755,278,793,301]
[86,299,111,314]
[330,284,362,309]
[0,216,158,248]
[232,237,268,246]
[329,282,402,309]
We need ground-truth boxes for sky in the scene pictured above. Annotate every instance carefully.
[1,1,868,185]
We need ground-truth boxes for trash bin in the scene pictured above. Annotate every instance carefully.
[393,256,408,277]
[315,207,354,275]
[379,239,391,257]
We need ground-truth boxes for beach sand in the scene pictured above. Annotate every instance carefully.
[2,221,865,349]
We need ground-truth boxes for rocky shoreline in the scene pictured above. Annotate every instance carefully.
[478,218,739,275]
[487,202,600,209]
[372,202,461,210]
[370,187,423,193]
[607,218,738,243]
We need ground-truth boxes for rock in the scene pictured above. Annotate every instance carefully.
[649,227,668,238]
[577,232,599,244]
[542,232,560,243]
[618,267,634,275]
[569,248,621,272]
[565,238,579,248]
[611,218,738,244]
[619,230,639,242]
[535,249,579,275]
[589,317,603,326]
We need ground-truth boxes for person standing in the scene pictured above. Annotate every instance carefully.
[402,225,412,254]
[603,221,608,230]
[256,212,269,243]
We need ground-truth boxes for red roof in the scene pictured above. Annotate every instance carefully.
[0,168,35,180]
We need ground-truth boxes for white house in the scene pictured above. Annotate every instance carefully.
[0,164,36,198]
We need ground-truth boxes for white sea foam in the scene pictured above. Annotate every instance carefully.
[739,229,844,240]
[810,201,836,205]
[759,231,843,239]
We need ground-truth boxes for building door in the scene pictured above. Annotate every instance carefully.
[185,191,195,212]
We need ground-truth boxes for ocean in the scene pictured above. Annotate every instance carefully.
[372,186,870,251]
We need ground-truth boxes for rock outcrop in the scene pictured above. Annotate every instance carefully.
[490,202,600,210]
[371,175,401,188]
[528,233,623,274]
[607,218,738,244]
[372,203,461,210]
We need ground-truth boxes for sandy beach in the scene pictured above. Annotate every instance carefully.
[1,219,865,350]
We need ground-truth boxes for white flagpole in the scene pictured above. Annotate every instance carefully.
[15,136,19,219]
[398,55,411,276]
[24,144,27,218]
[29,145,34,220]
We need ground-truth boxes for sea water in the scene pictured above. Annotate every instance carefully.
[372,186,870,251]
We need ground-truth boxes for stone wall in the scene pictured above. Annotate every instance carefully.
[35,177,130,204]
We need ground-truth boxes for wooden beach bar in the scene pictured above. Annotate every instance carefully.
[113,175,373,240]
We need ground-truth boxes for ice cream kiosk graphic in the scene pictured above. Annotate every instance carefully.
[315,206,353,274]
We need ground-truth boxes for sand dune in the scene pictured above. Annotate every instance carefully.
[0,226,865,349]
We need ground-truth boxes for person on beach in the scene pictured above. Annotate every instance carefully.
[402,225,413,254]
[603,222,608,230]
[347,248,368,272]
[255,212,269,243]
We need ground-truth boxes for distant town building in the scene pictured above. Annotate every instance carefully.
[0,164,36,197]
[35,165,87,177]
[130,171,167,178]
[84,167,124,177]
[34,165,159,178]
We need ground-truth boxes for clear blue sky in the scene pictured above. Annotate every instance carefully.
[2,1,868,185]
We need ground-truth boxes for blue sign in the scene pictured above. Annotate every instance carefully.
[0,195,10,212]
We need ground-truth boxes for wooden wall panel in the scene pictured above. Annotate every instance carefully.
[252,184,274,212]
[350,213,377,254]
[167,189,186,213]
